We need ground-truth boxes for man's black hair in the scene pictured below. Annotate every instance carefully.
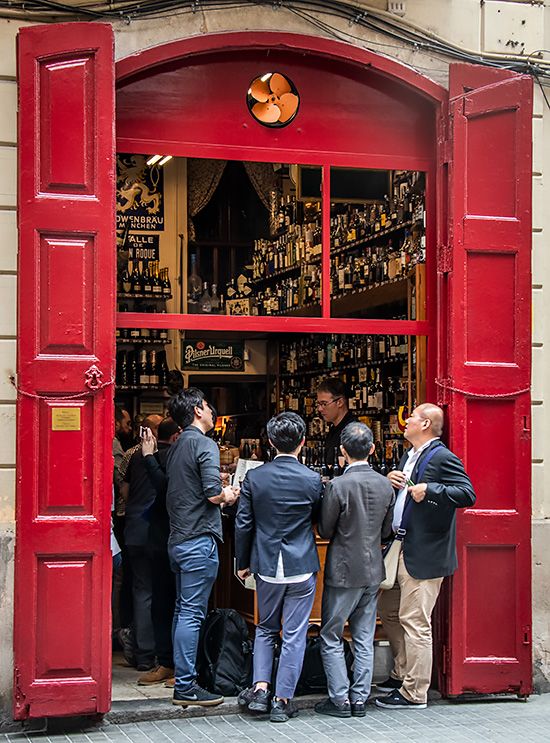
[266,411,306,454]
[168,387,206,429]
[317,376,349,401]
[158,417,180,442]
[340,421,373,461]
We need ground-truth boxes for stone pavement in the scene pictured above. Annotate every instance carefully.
[3,693,550,743]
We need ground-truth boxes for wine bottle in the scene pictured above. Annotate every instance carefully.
[332,446,341,478]
[199,282,212,313]
[149,349,159,386]
[152,261,163,295]
[162,267,172,297]
[187,254,202,313]
[121,265,132,294]
[138,348,150,386]
[131,261,142,295]
[142,262,152,294]
[211,284,220,314]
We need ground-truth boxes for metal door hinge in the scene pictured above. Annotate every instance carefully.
[436,378,452,406]
[437,244,453,274]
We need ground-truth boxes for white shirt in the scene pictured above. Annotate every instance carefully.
[392,438,440,532]
[258,453,313,585]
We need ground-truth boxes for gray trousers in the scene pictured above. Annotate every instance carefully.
[253,574,317,699]
[320,583,379,704]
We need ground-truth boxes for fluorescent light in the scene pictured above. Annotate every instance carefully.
[159,155,173,166]
[147,154,162,166]
[261,72,272,82]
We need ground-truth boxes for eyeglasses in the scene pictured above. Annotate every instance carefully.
[317,397,343,409]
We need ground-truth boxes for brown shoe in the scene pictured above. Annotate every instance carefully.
[138,665,175,686]
[164,677,176,688]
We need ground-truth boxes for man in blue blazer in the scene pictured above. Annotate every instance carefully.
[235,412,322,723]
[376,403,476,710]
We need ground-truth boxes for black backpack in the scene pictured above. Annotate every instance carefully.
[294,625,354,696]
[197,609,253,695]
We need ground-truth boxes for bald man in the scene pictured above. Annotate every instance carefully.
[376,404,475,710]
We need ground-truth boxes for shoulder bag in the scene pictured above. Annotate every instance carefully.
[380,443,444,591]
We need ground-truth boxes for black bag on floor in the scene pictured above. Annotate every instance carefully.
[197,608,253,695]
[294,624,354,696]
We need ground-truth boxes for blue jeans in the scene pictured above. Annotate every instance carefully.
[168,535,219,691]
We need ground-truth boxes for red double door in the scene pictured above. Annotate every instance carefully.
[14,23,532,718]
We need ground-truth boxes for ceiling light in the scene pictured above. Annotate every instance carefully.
[147,154,162,166]
[159,155,173,166]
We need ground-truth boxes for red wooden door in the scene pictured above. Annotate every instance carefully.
[15,23,115,718]
[438,64,533,696]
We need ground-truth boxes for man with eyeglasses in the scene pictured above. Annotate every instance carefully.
[317,377,356,469]
[166,387,239,708]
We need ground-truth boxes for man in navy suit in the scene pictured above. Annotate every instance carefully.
[376,403,476,710]
[235,412,322,723]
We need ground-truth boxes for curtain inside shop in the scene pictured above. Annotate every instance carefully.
[187,158,227,240]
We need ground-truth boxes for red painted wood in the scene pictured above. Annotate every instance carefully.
[439,65,533,696]
[116,312,430,337]
[15,23,115,719]
[115,36,440,167]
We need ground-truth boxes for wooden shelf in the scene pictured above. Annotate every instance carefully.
[331,277,408,316]
[116,338,171,345]
[118,293,172,300]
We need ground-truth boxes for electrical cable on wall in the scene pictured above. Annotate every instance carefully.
[2,0,550,97]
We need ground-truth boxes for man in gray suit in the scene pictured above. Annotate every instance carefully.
[315,421,394,718]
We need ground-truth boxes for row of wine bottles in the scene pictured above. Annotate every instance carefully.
[281,333,409,375]
[118,260,172,296]
[116,348,170,387]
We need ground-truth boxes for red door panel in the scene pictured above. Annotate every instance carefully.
[15,23,115,719]
[439,66,532,696]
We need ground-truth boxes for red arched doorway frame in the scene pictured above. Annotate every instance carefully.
[15,24,531,720]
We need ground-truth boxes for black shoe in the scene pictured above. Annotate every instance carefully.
[117,627,136,668]
[375,689,427,710]
[376,677,402,693]
[270,698,299,723]
[314,698,351,718]
[351,701,366,717]
[136,662,155,673]
[173,682,224,707]
[238,687,271,712]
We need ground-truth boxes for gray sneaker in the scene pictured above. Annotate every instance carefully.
[238,687,271,712]
[270,698,299,723]
[173,682,224,707]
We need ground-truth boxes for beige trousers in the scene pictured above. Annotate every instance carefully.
[377,551,443,704]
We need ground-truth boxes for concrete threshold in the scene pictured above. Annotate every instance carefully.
[105,693,326,725]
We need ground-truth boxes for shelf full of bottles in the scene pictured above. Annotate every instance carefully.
[271,332,415,472]
[243,170,425,317]
[116,258,173,392]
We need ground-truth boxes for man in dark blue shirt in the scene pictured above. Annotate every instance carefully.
[166,388,238,708]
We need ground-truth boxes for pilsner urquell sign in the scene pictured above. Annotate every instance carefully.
[182,341,245,371]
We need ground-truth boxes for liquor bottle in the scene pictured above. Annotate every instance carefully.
[152,261,163,295]
[131,261,142,295]
[158,349,170,386]
[332,447,341,478]
[119,304,129,339]
[187,254,202,313]
[128,351,138,386]
[138,348,150,386]
[142,262,153,294]
[162,267,172,297]
[199,282,212,313]
[116,351,128,386]
[211,284,220,314]
[159,310,168,341]
[391,443,401,471]
[242,440,251,459]
[149,349,159,386]
[120,265,132,294]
